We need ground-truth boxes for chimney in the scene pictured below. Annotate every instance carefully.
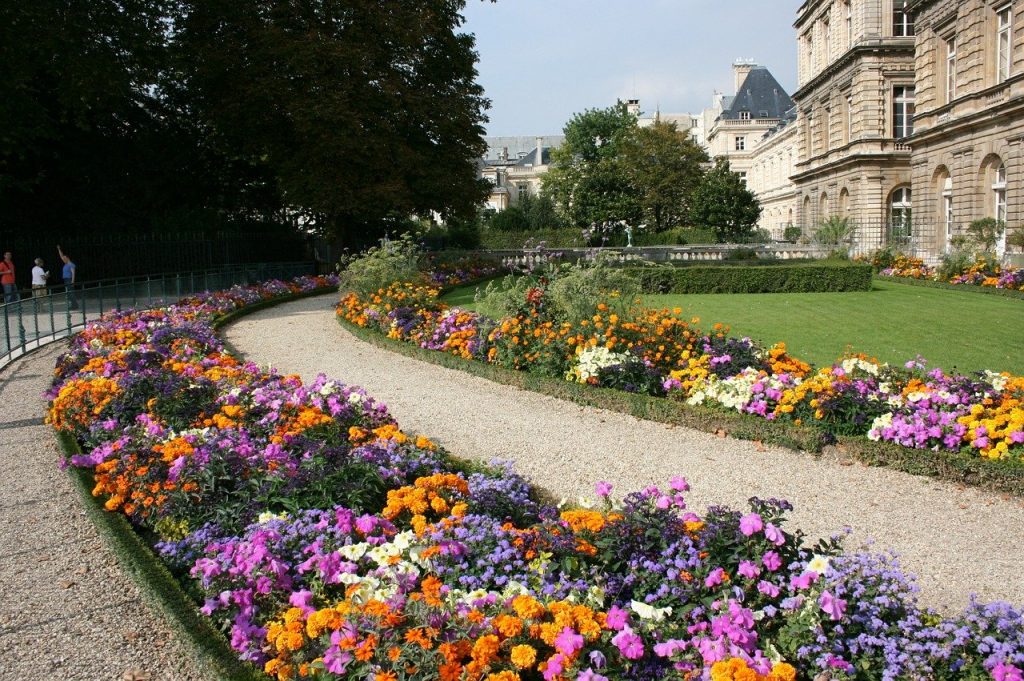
[500,146,508,162]
[536,137,544,165]
[626,99,640,116]
[733,59,756,93]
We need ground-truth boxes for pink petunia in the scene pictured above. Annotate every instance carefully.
[739,513,763,536]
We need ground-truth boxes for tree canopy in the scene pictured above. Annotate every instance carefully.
[543,105,711,232]
[688,158,763,242]
[0,0,493,246]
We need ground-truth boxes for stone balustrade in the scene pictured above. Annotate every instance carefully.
[474,244,830,270]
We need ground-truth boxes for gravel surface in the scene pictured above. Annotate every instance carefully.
[224,293,1024,614]
[0,344,207,681]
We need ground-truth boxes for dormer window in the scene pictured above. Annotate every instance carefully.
[740,111,751,120]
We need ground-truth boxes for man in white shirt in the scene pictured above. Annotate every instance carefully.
[31,258,49,298]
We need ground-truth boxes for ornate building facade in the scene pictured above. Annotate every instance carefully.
[789,0,917,251]
[906,0,1023,258]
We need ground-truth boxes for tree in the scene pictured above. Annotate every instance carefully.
[619,121,709,231]
[542,102,641,228]
[688,159,762,242]
[172,0,491,245]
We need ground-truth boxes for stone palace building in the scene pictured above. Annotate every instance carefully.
[742,0,1024,260]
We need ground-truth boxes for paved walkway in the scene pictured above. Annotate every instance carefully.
[224,293,1024,614]
[0,345,205,681]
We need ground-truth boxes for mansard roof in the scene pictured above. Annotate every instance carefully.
[720,67,794,121]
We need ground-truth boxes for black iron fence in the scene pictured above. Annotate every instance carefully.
[0,261,315,369]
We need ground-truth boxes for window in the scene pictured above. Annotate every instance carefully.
[823,17,831,62]
[845,0,853,48]
[893,85,915,138]
[517,183,529,197]
[997,5,1013,83]
[739,110,751,121]
[735,136,746,151]
[945,35,957,102]
[846,94,854,143]
[738,171,748,186]
[994,163,1007,255]
[893,1,914,36]
[890,187,912,241]
[824,107,832,151]
[942,176,953,251]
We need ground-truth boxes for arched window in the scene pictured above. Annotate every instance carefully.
[994,163,1007,256]
[942,176,954,251]
[839,187,850,216]
[889,186,912,243]
[819,193,829,222]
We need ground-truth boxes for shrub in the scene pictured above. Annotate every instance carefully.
[546,253,642,323]
[479,227,585,250]
[487,206,530,232]
[966,218,1006,254]
[783,224,803,242]
[337,234,424,296]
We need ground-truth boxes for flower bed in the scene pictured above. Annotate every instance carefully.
[339,273,1024,467]
[49,274,1024,680]
[879,255,1024,292]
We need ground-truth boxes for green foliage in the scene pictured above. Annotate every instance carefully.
[783,225,803,242]
[688,158,762,242]
[634,263,872,294]
[415,218,481,251]
[1007,226,1024,252]
[543,102,642,227]
[518,192,565,230]
[545,254,641,323]
[937,248,976,280]
[338,234,424,296]
[619,121,709,230]
[488,206,531,232]
[478,228,585,250]
[813,216,856,246]
[965,218,1006,254]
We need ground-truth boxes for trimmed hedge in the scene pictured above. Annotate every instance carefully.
[635,262,873,294]
[876,275,1024,301]
[337,315,1024,498]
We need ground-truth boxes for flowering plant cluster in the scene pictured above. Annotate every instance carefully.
[880,255,1024,292]
[339,268,1024,463]
[49,273,1024,679]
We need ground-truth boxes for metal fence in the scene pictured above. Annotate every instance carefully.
[0,261,315,370]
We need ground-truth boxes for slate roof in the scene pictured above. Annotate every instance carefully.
[720,67,794,121]
[513,148,552,166]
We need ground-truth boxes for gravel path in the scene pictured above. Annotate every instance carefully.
[0,344,207,681]
[224,293,1024,614]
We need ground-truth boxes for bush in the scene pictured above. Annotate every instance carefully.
[487,206,530,232]
[634,262,872,294]
[782,225,803,242]
[966,218,1005,254]
[546,253,641,323]
[417,219,481,250]
[936,249,975,281]
[337,234,424,296]
[479,228,584,249]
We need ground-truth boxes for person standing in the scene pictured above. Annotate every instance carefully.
[58,245,77,310]
[31,258,49,298]
[0,251,17,303]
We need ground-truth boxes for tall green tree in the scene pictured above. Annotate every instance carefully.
[172,0,491,244]
[543,102,640,228]
[688,158,762,242]
[620,120,708,231]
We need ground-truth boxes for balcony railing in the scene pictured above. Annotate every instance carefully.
[0,261,314,370]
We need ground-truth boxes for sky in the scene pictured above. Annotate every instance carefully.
[461,1,805,137]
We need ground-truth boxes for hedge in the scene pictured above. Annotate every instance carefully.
[634,262,873,294]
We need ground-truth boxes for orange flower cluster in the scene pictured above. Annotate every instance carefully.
[47,377,122,433]
[488,313,573,370]
[710,657,797,681]
[568,305,698,374]
[958,376,1024,460]
[766,342,811,378]
[270,406,334,444]
[382,473,470,529]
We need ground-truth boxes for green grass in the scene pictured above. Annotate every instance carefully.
[442,279,1024,375]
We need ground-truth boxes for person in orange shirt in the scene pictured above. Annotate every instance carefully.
[0,251,17,303]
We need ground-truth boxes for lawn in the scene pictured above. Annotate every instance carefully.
[441,279,1024,375]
